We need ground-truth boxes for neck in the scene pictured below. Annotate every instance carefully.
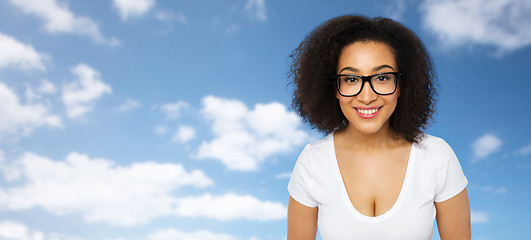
[341,122,397,150]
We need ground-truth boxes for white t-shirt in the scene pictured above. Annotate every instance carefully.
[288,133,468,240]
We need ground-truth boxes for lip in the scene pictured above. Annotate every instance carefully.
[354,106,382,119]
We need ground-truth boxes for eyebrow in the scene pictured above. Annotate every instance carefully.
[339,65,396,74]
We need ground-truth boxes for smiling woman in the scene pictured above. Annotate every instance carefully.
[287,15,470,240]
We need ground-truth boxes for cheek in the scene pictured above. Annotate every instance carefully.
[385,95,399,111]
[337,97,354,117]
[336,95,351,107]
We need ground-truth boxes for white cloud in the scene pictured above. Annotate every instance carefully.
[472,134,502,161]
[172,125,195,143]
[23,79,56,106]
[471,210,489,223]
[160,101,189,119]
[118,98,142,112]
[0,33,47,71]
[197,96,308,171]
[0,221,83,240]
[479,186,507,194]
[518,142,531,155]
[154,126,167,135]
[9,0,119,45]
[0,81,62,140]
[62,64,112,119]
[275,171,292,180]
[245,0,267,22]
[0,152,214,226]
[37,79,57,94]
[0,152,286,226]
[175,193,286,221]
[421,0,531,52]
[23,83,40,104]
[24,79,57,104]
[146,228,237,240]
[0,151,284,225]
[113,0,155,21]
[385,0,407,21]
[156,11,187,25]
[0,221,28,240]
[225,25,240,36]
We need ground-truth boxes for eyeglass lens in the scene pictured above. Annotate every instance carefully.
[338,73,396,96]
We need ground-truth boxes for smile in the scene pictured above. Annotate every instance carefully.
[356,108,378,115]
[354,107,381,118]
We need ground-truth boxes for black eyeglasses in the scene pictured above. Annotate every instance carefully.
[334,72,400,97]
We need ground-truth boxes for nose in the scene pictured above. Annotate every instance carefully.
[356,82,377,104]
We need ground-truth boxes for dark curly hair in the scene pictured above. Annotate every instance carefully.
[290,15,437,143]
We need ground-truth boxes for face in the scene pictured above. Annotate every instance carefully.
[336,41,399,136]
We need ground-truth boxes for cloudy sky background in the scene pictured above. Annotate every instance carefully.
[0,0,530,239]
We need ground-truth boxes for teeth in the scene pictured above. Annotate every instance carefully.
[357,108,378,115]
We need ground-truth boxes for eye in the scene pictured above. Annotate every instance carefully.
[342,76,360,83]
[373,73,395,83]
[375,75,389,81]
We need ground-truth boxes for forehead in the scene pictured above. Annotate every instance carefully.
[337,41,397,72]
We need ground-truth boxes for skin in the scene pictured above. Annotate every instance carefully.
[287,41,471,240]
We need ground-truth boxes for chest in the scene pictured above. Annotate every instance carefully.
[335,147,411,217]
[311,144,437,240]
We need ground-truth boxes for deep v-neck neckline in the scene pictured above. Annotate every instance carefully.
[329,133,417,222]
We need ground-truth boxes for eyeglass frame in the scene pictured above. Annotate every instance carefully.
[334,72,400,97]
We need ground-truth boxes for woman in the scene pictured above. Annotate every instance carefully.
[287,15,470,239]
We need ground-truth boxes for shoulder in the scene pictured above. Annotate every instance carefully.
[413,133,459,168]
[416,133,454,154]
[303,133,334,153]
[307,133,333,149]
[296,133,334,166]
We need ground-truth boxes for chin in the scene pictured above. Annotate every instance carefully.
[348,122,387,135]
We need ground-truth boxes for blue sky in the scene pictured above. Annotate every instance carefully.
[0,0,530,239]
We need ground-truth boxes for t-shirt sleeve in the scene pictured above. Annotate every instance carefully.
[287,145,318,208]
[434,140,468,202]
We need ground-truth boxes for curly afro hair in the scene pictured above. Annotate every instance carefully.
[290,15,437,143]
